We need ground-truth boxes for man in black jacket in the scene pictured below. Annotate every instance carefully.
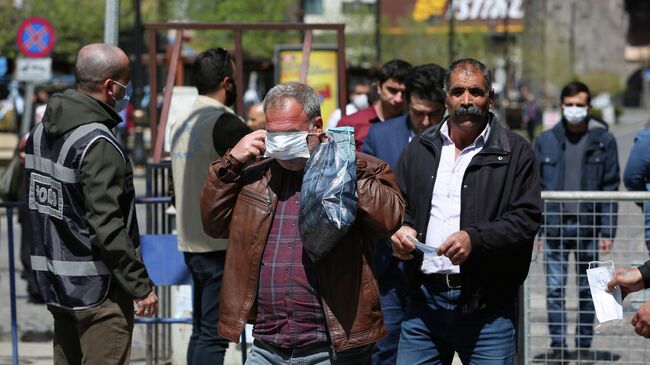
[391,58,541,364]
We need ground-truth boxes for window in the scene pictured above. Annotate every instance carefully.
[304,0,323,15]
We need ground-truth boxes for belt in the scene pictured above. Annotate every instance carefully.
[422,273,462,289]
[253,339,330,357]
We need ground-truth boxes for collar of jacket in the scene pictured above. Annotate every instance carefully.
[551,117,609,149]
[417,112,510,155]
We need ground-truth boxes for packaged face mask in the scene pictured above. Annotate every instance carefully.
[264,131,310,160]
[586,261,623,332]
[563,105,588,124]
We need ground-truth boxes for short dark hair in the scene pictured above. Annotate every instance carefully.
[405,64,446,104]
[444,58,492,92]
[192,48,234,95]
[561,81,591,104]
[377,59,412,85]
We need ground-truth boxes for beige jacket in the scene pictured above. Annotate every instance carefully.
[171,95,238,252]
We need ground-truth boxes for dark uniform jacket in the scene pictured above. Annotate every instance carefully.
[25,89,152,308]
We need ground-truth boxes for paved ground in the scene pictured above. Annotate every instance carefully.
[1,109,648,364]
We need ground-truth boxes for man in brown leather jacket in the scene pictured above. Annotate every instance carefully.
[200,82,404,364]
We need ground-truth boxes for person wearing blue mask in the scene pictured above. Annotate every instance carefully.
[24,43,158,364]
[200,82,405,364]
[534,81,620,363]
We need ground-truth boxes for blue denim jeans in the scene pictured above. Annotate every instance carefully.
[184,251,230,365]
[396,282,516,365]
[373,258,406,365]
[544,221,597,349]
[246,339,373,365]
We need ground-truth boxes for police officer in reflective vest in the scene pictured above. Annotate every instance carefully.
[24,43,158,365]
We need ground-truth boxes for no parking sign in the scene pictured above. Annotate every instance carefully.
[16,17,55,58]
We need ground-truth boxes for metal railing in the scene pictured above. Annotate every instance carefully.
[0,201,25,365]
[525,191,650,364]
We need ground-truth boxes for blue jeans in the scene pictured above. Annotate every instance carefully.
[544,222,597,349]
[373,258,406,365]
[246,339,373,365]
[396,282,516,365]
[184,251,230,365]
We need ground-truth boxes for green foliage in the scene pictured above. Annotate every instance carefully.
[175,0,297,58]
[0,0,296,62]
[576,69,624,96]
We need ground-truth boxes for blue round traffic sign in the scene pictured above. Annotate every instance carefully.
[16,17,55,58]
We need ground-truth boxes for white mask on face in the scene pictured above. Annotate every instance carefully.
[563,105,588,124]
[351,93,369,110]
[264,131,310,160]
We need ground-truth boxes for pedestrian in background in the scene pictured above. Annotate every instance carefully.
[171,47,250,365]
[534,81,620,363]
[623,127,650,253]
[338,60,412,150]
[362,62,446,365]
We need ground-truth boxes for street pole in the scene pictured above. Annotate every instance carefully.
[448,0,455,65]
[375,0,382,63]
[105,0,120,45]
[132,0,147,165]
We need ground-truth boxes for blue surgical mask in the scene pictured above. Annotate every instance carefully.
[264,132,310,160]
[112,80,132,112]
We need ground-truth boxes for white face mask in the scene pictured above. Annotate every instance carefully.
[586,261,623,331]
[563,105,588,124]
[264,131,310,160]
[351,93,369,110]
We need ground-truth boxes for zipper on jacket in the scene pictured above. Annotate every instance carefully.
[330,345,337,360]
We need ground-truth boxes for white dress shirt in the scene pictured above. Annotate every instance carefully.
[422,120,491,274]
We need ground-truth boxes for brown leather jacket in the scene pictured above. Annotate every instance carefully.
[200,151,404,351]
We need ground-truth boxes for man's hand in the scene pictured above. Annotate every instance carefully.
[391,226,417,260]
[438,231,472,265]
[229,129,266,164]
[134,290,158,317]
[537,239,544,254]
[607,267,644,299]
[632,301,650,338]
[599,238,613,253]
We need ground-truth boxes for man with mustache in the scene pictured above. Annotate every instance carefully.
[391,59,542,364]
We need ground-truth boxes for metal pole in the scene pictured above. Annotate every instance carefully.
[20,83,34,136]
[375,0,382,63]
[448,0,455,65]
[104,0,120,45]
[7,207,19,365]
[569,0,576,77]
[133,0,144,106]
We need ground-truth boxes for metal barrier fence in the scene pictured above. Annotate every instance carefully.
[526,191,650,364]
[0,201,24,365]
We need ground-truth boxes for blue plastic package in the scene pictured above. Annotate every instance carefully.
[299,127,357,262]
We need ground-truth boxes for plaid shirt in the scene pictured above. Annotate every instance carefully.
[253,169,328,348]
